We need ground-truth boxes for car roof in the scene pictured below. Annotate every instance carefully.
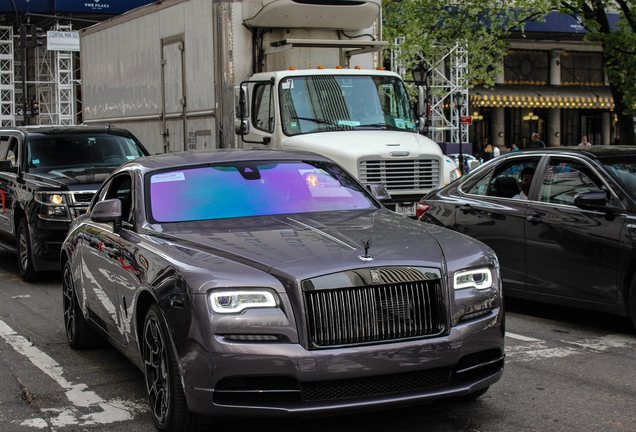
[126,149,333,171]
[1,124,135,137]
[512,145,636,159]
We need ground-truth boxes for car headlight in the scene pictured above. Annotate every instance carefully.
[35,192,70,221]
[210,290,277,313]
[448,168,462,184]
[454,267,493,290]
[35,192,66,205]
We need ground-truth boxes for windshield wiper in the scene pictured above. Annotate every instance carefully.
[355,123,404,131]
[291,116,345,130]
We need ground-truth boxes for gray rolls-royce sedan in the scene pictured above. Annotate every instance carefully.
[61,149,504,432]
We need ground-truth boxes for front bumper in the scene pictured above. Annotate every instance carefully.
[183,309,504,418]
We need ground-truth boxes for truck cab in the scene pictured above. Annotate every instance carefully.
[238,69,459,215]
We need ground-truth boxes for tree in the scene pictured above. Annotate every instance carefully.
[559,0,636,145]
[382,0,554,89]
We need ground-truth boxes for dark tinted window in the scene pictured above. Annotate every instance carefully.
[539,158,607,205]
[486,157,541,199]
[26,134,145,172]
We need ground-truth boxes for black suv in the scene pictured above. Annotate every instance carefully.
[0,125,149,280]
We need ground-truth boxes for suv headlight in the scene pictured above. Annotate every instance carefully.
[35,192,70,221]
[454,267,493,290]
[210,290,277,313]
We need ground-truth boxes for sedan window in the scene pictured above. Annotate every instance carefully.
[148,160,376,222]
[483,157,541,199]
[538,158,607,205]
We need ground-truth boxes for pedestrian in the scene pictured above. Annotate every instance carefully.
[492,145,501,158]
[511,143,519,151]
[578,135,591,146]
[529,133,546,149]
[483,144,493,161]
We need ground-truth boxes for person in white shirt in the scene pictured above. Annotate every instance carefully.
[492,146,501,157]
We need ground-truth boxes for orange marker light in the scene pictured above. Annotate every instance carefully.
[289,67,296,70]
[336,65,342,69]
[355,66,361,69]
[377,67,385,70]
[317,66,324,69]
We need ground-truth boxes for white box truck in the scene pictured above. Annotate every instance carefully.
[79,0,460,215]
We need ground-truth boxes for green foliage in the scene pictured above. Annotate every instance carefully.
[382,0,554,88]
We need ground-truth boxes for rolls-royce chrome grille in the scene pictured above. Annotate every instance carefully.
[358,159,440,191]
[305,280,445,348]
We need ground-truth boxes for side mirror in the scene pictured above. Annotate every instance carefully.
[572,191,624,214]
[366,184,391,202]
[234,85,249,119]
[0,160,18,172]
[235,118,250,136]
[91,198,123,233]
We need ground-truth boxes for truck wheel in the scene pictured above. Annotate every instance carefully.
[143,303,204,432]
[17,218,37,281]
[62,261,100,349]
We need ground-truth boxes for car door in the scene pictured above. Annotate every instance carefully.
[82,172,144,346]
[525,156,624,303]
[455,155,543,292]
[0,136,19,237]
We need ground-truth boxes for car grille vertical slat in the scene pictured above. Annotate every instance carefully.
[305,280,445,348]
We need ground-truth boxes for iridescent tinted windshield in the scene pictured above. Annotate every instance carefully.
[149,160,376,222]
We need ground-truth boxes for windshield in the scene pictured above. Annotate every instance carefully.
[602,157,636,200]
[280,75,416,136]
[148,160,377,222]
[26,134,146,172]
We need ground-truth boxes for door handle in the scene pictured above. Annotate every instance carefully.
[526,214,543,224]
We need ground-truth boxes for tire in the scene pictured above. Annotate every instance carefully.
[143,304,204,432]
[62,261,100,349]
[17,218,37,282]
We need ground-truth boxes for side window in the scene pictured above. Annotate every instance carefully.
[105,174,134,227]
[462,169,494,196]
[253,83,274,133]
[539,158,607,205]
[6,138,18,168]
[486,157,542,199]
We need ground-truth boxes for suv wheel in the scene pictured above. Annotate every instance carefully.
[17,218,37,281]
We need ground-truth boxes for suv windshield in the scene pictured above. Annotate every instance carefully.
[148,160,377,222]
[26,134,145,172]
[280,75,416,136]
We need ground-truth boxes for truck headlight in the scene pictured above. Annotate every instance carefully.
[454,267,493,290]
[210,290,277,313]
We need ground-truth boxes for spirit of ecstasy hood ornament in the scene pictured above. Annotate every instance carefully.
[358,239,374,261]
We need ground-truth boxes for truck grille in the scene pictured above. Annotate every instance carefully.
[305,280,445,348]
[358,159,440,191]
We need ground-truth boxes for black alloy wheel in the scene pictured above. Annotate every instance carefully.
[17,218,37,281]
[62,261,99,349]
[143,304,204,432]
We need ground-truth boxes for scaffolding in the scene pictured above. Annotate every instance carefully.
[0,26,15,126]
[391,39,469,144]
[34,24,77,126]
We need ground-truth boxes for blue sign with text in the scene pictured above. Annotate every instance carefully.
[0,0,155,14]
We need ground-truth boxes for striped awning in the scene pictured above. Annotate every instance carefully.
[470,84,614,109]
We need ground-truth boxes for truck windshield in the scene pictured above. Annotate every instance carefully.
[26,134,146,172]
[279,75,416,136]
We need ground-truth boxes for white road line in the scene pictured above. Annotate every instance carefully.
[0,319,144,428]
[505,332,542,342]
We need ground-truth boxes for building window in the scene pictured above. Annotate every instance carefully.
[504,50,549,85]
[560,52,604,86]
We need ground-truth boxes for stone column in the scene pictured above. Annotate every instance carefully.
[495,54,505,85]
[547,108,561,147]
[602,111,611,145]
[493,107,505,149]
[548,50,565,147]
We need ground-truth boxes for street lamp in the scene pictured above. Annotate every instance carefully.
[455,91,466,175]
[411,63,430,135]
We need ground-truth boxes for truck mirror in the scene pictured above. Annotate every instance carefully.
[235,119,250,136]
[234,85,249,119]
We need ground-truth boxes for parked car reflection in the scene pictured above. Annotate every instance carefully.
[418,146,636,328]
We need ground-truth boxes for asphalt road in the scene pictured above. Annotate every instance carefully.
[0,248,635,432]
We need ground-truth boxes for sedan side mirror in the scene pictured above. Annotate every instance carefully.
[572,191,625,214]
[91,198,123,233]
[366,184,391,202]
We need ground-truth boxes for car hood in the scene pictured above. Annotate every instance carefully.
[26,166,115,190]
[148,209,446,281]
